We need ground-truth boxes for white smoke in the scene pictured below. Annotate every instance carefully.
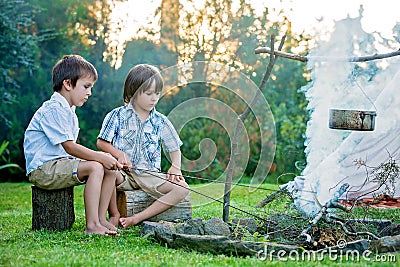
[288,15,400,217]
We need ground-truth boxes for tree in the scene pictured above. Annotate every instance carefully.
[0,0,40,179]
[0,0,38,132]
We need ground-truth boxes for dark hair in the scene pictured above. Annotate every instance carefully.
[123,64,164,104]
[52,55,98,91]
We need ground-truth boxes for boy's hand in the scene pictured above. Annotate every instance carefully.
[166,165,184,183]
[117,152,132,168]
[99,152,122,170]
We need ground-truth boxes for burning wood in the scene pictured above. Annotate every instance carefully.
[299,183,350,243]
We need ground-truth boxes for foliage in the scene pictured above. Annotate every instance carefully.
[0,0,38,93]
[0,0,41,181]
[0,141,23,172]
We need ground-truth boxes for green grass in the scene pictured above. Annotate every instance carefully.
[0,182,399,266]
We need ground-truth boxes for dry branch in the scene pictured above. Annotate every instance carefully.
[222,35,286,222]
[254,47,307,62]
[254,47,400,62]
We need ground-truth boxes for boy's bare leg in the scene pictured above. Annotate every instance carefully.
[108,171,125,227]
[78,161,118,235]
[98,170,120,231]
[107,188,120,227]
[119,180,189,229]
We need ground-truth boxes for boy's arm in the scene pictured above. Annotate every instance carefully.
[96,138,131,167]
[62,140,121,170]
[166,150,183,182]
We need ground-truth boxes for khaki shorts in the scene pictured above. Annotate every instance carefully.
[29,158,83,190]
[117,170,167,199]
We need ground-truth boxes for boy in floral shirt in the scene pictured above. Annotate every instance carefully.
[97,64,190,228]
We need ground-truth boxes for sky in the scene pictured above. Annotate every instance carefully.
[111,0,400,43]
[261,0,399,40]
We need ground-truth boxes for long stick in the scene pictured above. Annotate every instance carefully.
[125,166,277,191]
[222,34,286,222]
[124,167,275,223]
[254,47,400,62]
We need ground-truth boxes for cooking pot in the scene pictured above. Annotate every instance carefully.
[329,109,376,131]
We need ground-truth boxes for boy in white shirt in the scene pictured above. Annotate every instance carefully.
[24,55,121,235]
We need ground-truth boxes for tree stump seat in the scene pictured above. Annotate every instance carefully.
[31,186,192,232]
[31,186,75,231]
[116,189,192,222]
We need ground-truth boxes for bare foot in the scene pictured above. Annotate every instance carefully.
[100,219,118,231]
[119,216,139,229]
[84,225,120,236]
[109,214,120,227]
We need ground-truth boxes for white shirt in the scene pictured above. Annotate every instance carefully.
[23,92,79,174]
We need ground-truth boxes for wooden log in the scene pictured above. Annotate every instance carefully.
[32,186,75,231]
[150,225,302,257]
[371,234,400,253]
[117,190,192,222]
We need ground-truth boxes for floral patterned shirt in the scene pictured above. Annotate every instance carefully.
[98,102,182,172]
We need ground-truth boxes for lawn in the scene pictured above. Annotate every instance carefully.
[0,182,399,266]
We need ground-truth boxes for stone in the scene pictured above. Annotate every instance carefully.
[231,218,258,234]
[204,218,231,236]
[176,218,205,235]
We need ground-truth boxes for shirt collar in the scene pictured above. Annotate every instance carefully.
[126,102,156,120]
[51,92,76,112]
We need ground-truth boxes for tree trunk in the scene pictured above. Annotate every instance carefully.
[117,190,192,222]
[31,186,75,231]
